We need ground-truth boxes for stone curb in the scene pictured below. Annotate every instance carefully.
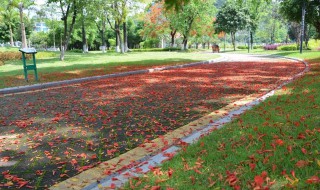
[49,55,308,190]
[0,56,226,95]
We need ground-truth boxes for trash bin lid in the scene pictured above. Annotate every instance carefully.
[19,48,37,54]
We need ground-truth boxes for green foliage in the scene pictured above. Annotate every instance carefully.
[68,49,83,53]
[215,3,251,34]
[131,47,181,52]
[0,51,31,65]
[140,38,160,48]
[108,39,116,47]
[308,39,320,50]
[237,45,248,49]
[255,2,287,44]
[30,32,48,48]
[215,2,251,50]
[278,44,297,51]
[280,0,320,38]
[253,45,263,49]
[35,52,57,59]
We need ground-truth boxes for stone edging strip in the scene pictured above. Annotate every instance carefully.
[0,56,227,95]
[49,56,309,190]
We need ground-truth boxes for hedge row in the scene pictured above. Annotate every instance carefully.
[0,52,31,66]
[131,47,181,52]
[0,51,56,66]
[237,45,263,49]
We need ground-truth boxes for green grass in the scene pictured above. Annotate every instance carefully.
[0,51,219,89]
[127,51,320,189]
[0,47,19,52]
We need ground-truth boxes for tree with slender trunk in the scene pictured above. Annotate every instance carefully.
[215,3,251,51]
[8,0,35,48]
[123,21,128,52]
[94,0,108,53]
[48,0,79,61]
[0,8,18,47]
[173,0,215,50]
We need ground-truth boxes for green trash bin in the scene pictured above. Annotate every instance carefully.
[19,48,39,82]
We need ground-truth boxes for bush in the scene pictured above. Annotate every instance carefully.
[36,52,57,59]
[237,45,248,49]
[253,45,263,49]
[68,49,83,53]
[0,52,31,66]
[131,47,181,52]
[263,44,279,50]
[278,44,297,51]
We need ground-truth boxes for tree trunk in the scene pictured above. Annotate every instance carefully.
[183,36,188,50]
[123,21,128,52]
[170,30,176,47]
[195,42,198,49]
[9,24,14,47]
[60,3,78,61]
[115,21,120,52]
[304,24,310,48]
[207,42,210,49]
[53,30,56,49]
[231,32,236,51]
[18,4,27,48]
[250,31,253,49]
[101,21,106,53]
[117,29,124,53]
[82,16,88,53]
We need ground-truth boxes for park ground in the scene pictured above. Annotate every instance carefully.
[0,48,319,189]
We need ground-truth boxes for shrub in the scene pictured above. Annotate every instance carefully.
[253,45,263,49]
[263,44,279,50]
[68,49,83,53]
[0,52,31,66]
[278,44,297,51]
[237,45,248,49]
[36,52,57,59]
[131,48,181,52]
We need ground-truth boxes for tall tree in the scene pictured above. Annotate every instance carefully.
[280,0,320,40]
[94,0,109,53]
[0,6,19,46]
[9,0,35,48]
[106,1,127,53]
[237,0,265,49]
[215,2,251,51]
[48,0,80,61]
[173,0,216,50]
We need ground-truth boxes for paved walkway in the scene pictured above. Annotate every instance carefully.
[47,53,307,190]
[0,53,308,189]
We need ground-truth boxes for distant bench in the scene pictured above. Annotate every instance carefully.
[212,45,220,53]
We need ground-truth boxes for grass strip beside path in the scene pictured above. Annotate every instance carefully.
[0,51,219,89]
[128,52,320,189]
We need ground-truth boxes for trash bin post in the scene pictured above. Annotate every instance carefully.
[32,53,39,81]
[21,51,28,81]
[19,48,38,82]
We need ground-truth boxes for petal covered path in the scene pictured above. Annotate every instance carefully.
[0,59,305,188]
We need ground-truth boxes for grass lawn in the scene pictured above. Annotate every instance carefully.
[127,51,320,189]
[0,51,219,89]
[0,56,304,188]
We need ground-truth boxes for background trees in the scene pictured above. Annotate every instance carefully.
[215,2,251,51]
[280,0,320,47]
[0,0,319,54]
